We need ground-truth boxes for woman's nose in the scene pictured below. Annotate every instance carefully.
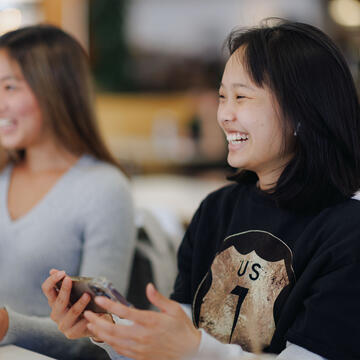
[218,103,236,124]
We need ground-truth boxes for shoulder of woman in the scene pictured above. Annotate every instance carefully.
[188,183,244,225]
[204,182,241,201]
[70,156,131,200]
[199,182,249,212]
[323,197,360,224]
[311,198,360,257]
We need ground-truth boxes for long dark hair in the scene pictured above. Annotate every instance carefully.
[0,24,123,172]
[227,19,360,213]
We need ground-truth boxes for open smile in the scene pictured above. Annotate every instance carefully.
[0,118,17,134]
[226,132,249,145]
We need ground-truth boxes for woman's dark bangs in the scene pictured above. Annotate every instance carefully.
[228,30,269,89]
[243,37,269,88]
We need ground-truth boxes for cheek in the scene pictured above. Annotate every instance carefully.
[19,93,39,114]
[17,95,43,129]
[265,126,287,160]
[250,117,283,154]
[217,105,224,128]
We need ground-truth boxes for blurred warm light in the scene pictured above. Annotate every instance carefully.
[0,8,22,35]
[329,0,360,28]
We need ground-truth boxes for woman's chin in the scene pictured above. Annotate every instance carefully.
[0,140,23,151]
[227,155,247,170]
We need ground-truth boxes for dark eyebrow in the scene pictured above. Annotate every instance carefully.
[219,82,254,91]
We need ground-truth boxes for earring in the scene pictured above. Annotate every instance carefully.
[294,122,301,136]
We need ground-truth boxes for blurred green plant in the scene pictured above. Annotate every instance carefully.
[89,0,134,92]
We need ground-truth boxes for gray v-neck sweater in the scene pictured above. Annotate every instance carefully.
[0,154,135,359]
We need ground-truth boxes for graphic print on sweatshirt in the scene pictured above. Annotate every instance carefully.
[193,230,295,351]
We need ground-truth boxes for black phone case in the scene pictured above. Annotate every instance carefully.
[56,276,131,313]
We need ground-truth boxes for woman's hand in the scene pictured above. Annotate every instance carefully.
[41,269,94,339]
[0,308,9,341]
[84,283,202,360]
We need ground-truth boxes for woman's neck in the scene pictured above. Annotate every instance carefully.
[21,141,79,173]
[256,155,293,191]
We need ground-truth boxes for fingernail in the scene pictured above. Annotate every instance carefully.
[64,276,73,284]
[148,283,156,292]
[83,311,91,319]
[94,297,105,305]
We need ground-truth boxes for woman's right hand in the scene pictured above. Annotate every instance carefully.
[42,269,93,339]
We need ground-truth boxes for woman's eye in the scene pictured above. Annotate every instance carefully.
[218,94,225,99]
[4,84,16,91]
[236,95,245,100]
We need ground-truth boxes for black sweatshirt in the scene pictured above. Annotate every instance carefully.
[171,182,360,360]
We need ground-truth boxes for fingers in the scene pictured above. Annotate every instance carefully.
[84,310,116,334]
[94,297,154,326]
[58,292,91,332]
[146,283,181,316]
[41,270,66,305]
[98,313,115,324]
[84,309,144,342]
[62,317,90,340]
[87,323,136,359]
[86,316,138,360]
[42,270,96,340]
[84,311,139,354]
[49,268,60,275]
[53,276,72,313]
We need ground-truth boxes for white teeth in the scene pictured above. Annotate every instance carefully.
[226,133,249,143]
[0,118,13,127]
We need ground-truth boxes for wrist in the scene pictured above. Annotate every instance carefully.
[190,328,202,356]
[89,313,114,343]
[0,308,9,341]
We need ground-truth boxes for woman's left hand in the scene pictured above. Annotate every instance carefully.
[84,283,201,360]
[0,308,9,341]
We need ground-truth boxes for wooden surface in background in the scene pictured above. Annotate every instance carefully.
[95,93,198,171]
[95,93,195,137]
[41,0,62,27]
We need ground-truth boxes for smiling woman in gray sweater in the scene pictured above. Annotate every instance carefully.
[0,25,135,359]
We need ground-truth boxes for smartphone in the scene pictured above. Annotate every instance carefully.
[55,276,132,313]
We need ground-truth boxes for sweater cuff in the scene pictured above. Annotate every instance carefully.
[89,316,133,359]
[196,328,253,359]
[90,339,131,359]
[0,306,21,345]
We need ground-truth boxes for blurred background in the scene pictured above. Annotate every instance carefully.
[1,0,359,225]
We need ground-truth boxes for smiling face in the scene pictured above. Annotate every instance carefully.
[0,49,46,151]
[218,49,293,188]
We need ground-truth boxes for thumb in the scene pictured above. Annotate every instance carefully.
[146,283,178,315]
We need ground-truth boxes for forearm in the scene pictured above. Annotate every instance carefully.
[0,306,108,360]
